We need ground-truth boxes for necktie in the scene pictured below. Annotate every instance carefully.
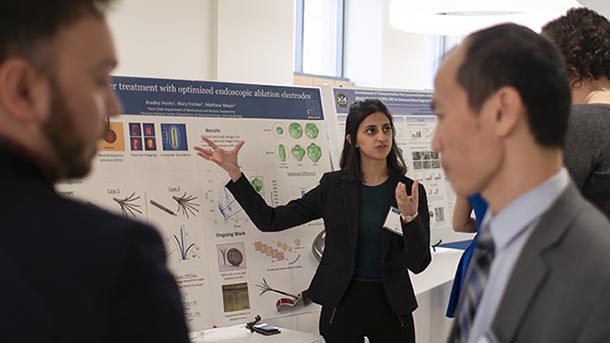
[447,227,495,343]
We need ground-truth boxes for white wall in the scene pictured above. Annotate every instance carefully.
[216,0,295,85]
[107,0,216,80]
[108,0,294,85]
[106,1,610,89]
[107,0,437,90]
[578,0,610,18]
[343,0,439,90]
[381,0,439,90]
[343,0,384,86]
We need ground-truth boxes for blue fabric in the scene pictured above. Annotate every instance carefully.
[449,224,495,342]
[353,182,387,281]
[438,240,471,250]
[469,193,487,231]
[446,193,488,318]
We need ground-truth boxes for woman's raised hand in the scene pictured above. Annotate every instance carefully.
[194,136,245,182]
[395,180,419,222]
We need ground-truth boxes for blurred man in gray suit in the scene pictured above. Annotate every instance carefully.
[432,23,610,343]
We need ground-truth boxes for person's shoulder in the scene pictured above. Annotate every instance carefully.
[322,170,342,178]
[566,104,610,139]
[320,170,345,183]
[54,195,160,243]
[27,196,165,275]
[572,103,610,112]
[571,104,610,121]
[57,195,132,224]
[571,200,610,238]
[555,201,610,275]
[550,189,610,250]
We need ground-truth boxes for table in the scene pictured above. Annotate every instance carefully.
[411,247,464,295]
[190,324,323,343]
[411,247,464,343]
[190,247,463,343]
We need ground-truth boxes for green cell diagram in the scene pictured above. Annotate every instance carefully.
[305,123,319,139]
[277,144,287,161]
[292,145,305,161]
[289,122,303,139]
[307,143,322,162]
[273,123,286,138]
[251,177,264,193]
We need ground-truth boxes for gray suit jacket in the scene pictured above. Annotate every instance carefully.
[489,184,610,343]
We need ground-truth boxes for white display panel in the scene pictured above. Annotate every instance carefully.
[56,77,331,331]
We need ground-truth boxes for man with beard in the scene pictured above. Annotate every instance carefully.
[0,1,189,342]
[432,24,610,343]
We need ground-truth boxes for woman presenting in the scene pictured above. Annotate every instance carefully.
[195,99,431,343]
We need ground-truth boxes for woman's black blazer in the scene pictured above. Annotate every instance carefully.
[226,170,431,315]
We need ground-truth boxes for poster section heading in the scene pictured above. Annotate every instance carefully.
[333,88,434,116]
[111,76,324,120]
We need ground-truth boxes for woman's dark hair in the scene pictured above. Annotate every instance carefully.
[542,7,610,84]
[339,99,406,181]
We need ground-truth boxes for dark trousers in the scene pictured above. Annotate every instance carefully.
[319,280,415,343]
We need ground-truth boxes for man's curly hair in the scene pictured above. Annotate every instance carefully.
[542,7,610,84]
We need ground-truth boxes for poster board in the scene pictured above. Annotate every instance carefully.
[56,76,332,330]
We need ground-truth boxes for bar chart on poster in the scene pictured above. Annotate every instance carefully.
[55,76,332,331]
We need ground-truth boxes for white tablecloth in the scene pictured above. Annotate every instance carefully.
[191,324,323,343]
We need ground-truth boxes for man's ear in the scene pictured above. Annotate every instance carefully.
[0,59,50,123]
[492,86,522,138]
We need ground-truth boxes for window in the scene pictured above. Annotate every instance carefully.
[295,0,345,77]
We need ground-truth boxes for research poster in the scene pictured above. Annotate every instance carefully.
[321,86,455,242]
[56,76,331,331]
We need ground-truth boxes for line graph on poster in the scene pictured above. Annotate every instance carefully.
[199,170,249,225]
[200,170,264,225]
[217,187,247,223]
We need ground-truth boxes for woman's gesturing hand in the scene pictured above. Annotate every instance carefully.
[194,136,245,182]
[395,180,419,223]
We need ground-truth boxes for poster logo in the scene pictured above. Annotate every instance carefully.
[161,123,188,151]
[336,93,349,109]
[98,122,125,151]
